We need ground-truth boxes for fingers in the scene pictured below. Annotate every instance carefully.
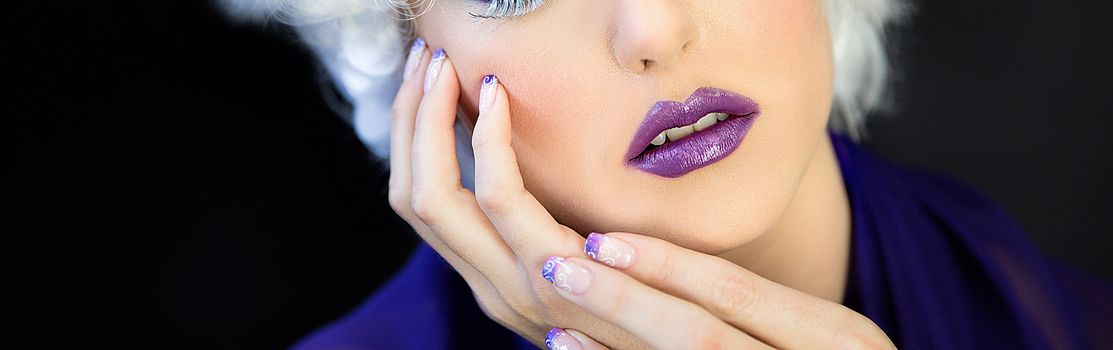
[411,47,464,200]
[389,38,429,215]
[393,43,516,278]
[388,39,489,285]
[587,232,894,349]
[471,74,585,267]
[544,327,608,350]
[541,256,771,350]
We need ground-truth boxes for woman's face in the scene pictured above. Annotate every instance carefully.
[415,0,834,254]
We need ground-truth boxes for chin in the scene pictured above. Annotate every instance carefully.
[667,207,781,255]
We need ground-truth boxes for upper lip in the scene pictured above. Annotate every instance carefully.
[624,87,760,161]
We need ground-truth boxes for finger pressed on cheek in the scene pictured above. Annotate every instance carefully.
[478,74,498,114]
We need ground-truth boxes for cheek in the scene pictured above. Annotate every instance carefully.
[750,0,833,123]
[436,35,611,224]
[414,6,613,226]
[423,20,585,146]
[458,50,586,160]
[413,0,836,252]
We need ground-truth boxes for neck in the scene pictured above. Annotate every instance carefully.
[716,134,852,303]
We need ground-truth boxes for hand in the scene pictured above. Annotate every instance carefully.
[389,40,648,348]
[540,232,896,349]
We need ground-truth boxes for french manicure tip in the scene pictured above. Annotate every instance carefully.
[541,256,563,284]
[545,328,566,350]
[483,74,497,85]
[584,232,602,256]
[432,48,446,60]
[411,37,425,51]
[546,327,583,350]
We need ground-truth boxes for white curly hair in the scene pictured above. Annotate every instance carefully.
[219,0,908,185]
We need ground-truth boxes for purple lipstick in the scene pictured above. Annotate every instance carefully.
[625,87,760,178]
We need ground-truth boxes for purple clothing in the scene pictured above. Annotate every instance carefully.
[295,133,1111,349]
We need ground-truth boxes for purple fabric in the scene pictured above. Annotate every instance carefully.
[294,133,1111,349]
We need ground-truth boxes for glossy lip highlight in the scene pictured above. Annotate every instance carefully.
[625,87,760,178]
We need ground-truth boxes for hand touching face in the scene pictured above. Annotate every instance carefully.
[388,32,884,348]
[414,0,836,254]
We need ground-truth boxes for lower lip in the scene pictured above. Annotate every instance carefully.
[627,113,758,178]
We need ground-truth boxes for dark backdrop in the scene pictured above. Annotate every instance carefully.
[8,0,1111,348]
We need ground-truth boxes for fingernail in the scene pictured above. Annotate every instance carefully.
[585,232,637,269]
[541,257,592,294]
[479,74,498,114]
[404,38,426,80]
[545,327,583,350]
[424,48,446,93]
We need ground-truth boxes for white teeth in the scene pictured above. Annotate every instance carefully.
[648,112,732,148]
[693,113,718,131]
[665,125,695,141]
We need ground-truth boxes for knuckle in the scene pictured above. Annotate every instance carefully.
[599,281,633,318]
[387,186,412,217]
[838,314,894,350]
[474,185,511,212]
[688,322,729,350]
[651,252,680,285]
[503,293,545,326]
[840,331,890,350]
[474,281,548,329]
[469,128,490,149]
[709,271,758,321]
[390,102,411,122]
[469,127,500,152]
[409,190,443,224]
[475,296,513,325]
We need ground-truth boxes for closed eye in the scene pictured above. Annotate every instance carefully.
[468,0,545,19]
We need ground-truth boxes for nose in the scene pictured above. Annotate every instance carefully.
[612,0,700,74]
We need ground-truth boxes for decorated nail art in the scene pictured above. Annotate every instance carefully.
[584,232,636,268]
[541,256,592,294]
[424,48,446,93]
[479,74,498,114]
[545,327,583,350]
[404,38,425,80]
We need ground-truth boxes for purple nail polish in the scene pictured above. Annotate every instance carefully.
[541,256,592,294]
[424,48,447,93]
[479,74,498,114]
[584,232,636,268]
[541,256,562,284]
[404,38,426,80]
[545,328,583,350]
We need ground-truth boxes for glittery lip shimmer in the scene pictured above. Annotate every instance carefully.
[626,87,760,178]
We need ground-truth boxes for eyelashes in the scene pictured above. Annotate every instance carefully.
[468,0,545,19]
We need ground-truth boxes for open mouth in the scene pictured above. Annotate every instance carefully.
[637,112,755,157]
[625,87,760,178]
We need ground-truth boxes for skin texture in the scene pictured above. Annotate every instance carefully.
[389,0,879,348]
[420,0,848,301]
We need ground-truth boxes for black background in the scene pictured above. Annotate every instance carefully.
[8,0,1111,348]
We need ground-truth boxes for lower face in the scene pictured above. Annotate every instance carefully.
[416,0,835,254]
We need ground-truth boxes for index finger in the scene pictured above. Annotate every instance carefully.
[470,75,585,267]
